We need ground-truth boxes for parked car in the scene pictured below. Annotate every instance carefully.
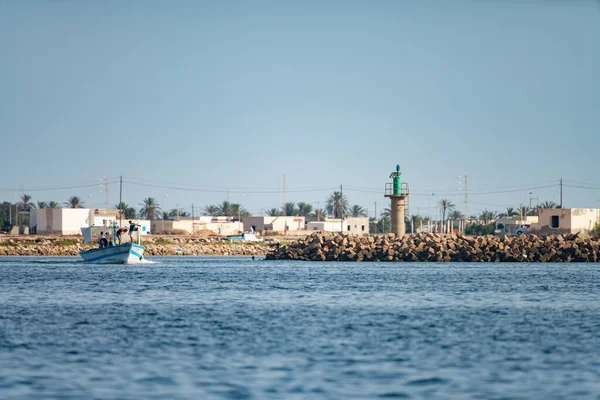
[516,224,531,235]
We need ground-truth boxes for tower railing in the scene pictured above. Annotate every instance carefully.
[384,182,410,197]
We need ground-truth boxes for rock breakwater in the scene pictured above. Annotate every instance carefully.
[0,236,273,257]
[265,232,600,262]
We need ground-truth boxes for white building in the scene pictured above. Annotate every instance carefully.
[306,217,369,234]
[536,208,599,234]
[243,216,306,234]
[30,208,150,235]
[151,218,242,235]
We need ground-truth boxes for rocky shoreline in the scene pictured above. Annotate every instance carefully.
[265,232,600,262]
[0,236,274,257]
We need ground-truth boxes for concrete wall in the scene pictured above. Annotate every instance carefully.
[537,208,598,234]
[243,217,305,233]
[306,218,369,234]
[152,219,242,235]
[32,208,92,235]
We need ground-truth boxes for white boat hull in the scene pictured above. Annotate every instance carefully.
[79,243,146,264]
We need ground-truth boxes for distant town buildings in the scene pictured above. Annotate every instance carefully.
[30,208,151,235]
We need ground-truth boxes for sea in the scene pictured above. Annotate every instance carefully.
[1,256,599,400]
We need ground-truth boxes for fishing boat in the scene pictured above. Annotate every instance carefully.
[79,223,145,263]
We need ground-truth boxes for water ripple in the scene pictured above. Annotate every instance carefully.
[1,257,600,399]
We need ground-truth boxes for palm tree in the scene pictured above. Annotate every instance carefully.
[325,191,348,219]
[114,202,136,219]
[410,214,424,233]
[231,203,250,219]
[381,208,391,218]
[48,201,60,209]
[20,194,35,211]
[349,205,367,217]
[266,208,283,216]
[216,201,234,216]
[139,197,161,220]
[168,208,189,218]
[539,201,558,209]
[517,205,535,218]
[448,210,463,220]
[479,209,497,224]
[438,199,455,233]
[65,196,84,208]
[202,205,219,216]
[37,201,48,209]
[505,207,518,217]
[377,216,392,233]
[312,208,326,221]
[283,202,296,216]
[296,202,313,217]
[162,211,170,220]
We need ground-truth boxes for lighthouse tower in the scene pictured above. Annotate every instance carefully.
[384,165,410,235]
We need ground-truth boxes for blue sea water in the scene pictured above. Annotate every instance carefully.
[1,256,599,400]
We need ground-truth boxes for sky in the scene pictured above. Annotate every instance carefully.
[1,0,599,218]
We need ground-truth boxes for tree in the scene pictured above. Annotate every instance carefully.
[479,209,497,224]
[296,202,313,216]
[381,208,391,218]
[349,205,367,217]
[37,201,48,209]
[410,214,424,233]
[438,199,455,233]
[48,201,60,209]
[115,202,136,219]
[65,196,84,208]
[517,205,535,217]
[540,201,558,209]
[325,191,348,219]
[202,205,219,216]
[283,202,296,216]
[312,208,326,221]
[139,197,161,220]
[216,201,234,216]
[266,208,283,216]
[231,203,250,218]
[505,207,518,217]
[168,208,189,218]
[20,194,36,211]
[448,210,463,220]
[377,216,392,233]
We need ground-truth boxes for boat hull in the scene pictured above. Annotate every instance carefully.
[79,243,146,264]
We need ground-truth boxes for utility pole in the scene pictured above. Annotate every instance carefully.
[465,175,468,219]
[226,188,230,202]
[560,178,563,208]
[317,201,321,221]
[192,203,195,234]
[282,174,286,212]
[340,184,344,233]
[374,201,377,234]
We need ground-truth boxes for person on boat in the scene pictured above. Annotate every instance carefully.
[116,227,127,245]
[129,220,137,243]
[98,232,107,248]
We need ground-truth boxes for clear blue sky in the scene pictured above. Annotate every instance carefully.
[2,0,599,218]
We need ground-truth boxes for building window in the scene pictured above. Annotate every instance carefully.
[313,227,318,230]
[347,226,351,231]
[361,225,365,231]
[551,215,559,229]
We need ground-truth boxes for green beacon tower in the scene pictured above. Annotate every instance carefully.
[384,164,409,235]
